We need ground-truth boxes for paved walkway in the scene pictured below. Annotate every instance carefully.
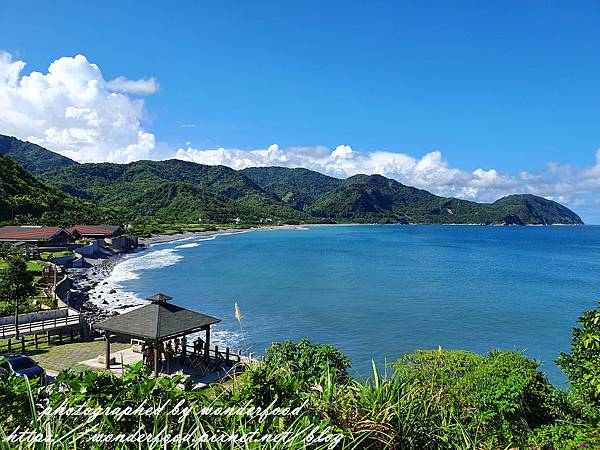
[27,339,129,373]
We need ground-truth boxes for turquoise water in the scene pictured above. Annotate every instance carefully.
[107,225,600,386]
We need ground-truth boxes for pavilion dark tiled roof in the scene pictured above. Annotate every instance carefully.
[146,293,173,303]
[94,300,221,341]
[0,226,75,242]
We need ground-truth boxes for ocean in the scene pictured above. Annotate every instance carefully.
[95,225,600,386]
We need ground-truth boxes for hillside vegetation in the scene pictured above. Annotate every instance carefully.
[43,160,302,223]
[306,173,582,224]
[0,134,77,175]
[0,134,584,225]
[44,162,583,225]
[0,154,125,225]
[242,166,342,210]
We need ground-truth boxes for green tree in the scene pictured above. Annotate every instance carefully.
[0,256,36,338]
[557,301,600,404]
[0,242,14,259]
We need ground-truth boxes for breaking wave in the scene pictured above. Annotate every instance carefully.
[176,242,200,249]
[89,248,183,309]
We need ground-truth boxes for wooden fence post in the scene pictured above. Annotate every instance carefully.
[21,336,25,354]
[7,338,11,353]
[225,347,230,363]
[35,333,39,349]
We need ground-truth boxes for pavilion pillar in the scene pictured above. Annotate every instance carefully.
[205,326,211,362]
[104,334,111,370]
[154,339,160,378]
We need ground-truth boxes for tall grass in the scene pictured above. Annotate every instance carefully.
[0,345,599,449]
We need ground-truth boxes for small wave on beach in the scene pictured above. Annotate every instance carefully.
[89,248,183,310]
[176,242,200,249]
[88,233,227,311]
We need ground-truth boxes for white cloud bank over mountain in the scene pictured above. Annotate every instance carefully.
[0,51,156,162]
[0,51,599,217]
[175,144,600,209]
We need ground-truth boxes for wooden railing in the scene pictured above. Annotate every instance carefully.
[181,341,255,365]
[0,325,83,354]
[0,313,81,339]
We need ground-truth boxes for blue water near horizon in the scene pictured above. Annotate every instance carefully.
[107,225,600,386]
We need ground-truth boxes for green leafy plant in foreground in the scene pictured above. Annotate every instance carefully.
[558,300,600,406]
[1,312,600,449]
[265,339,351,384]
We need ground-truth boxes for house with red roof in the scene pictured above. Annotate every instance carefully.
[0,226,76,246]
[69,225,124,239]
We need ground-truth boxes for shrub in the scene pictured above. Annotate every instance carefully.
[462,351,558,437]
[392,349,562,447]
[557,301,600,406]
[225,360,304,407]
[265,339,351,384]
[527,423,600,450]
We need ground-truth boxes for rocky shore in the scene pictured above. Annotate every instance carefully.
[67,251,126,323]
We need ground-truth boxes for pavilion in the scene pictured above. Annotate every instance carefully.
[93,293,221,377]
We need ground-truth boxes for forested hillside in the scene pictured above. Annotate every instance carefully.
[0,134,78,175]
[0,155,123,225]
[42,160,302,223]
[0,134,584,225]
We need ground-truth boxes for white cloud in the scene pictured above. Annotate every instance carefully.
[106,76,159,95]
[174,144,600,212]
[0,51,157,162]
[1,51,600,220]
[173,144,517,200]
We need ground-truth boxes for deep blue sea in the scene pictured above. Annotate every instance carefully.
[99,225,600,386]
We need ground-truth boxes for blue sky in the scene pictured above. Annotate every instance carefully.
[1,1,600,221]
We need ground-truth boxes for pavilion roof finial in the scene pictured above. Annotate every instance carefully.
[146,293,173,303]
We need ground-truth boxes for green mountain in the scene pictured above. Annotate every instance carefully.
[242,166,342,210]
[0,134,583,226]
[490,194,583,225]
[0,134,78,175]
[42,160,302,222]
[304,173,582,225]
[0,154,123,225]
[44,161,583,225]
[104,182,256,223]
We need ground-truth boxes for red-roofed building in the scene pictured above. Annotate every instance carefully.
[0,226,76,246]
[69,225,124,239]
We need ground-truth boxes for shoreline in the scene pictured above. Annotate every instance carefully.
[67,221,586,324]
[68,225,305,323]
